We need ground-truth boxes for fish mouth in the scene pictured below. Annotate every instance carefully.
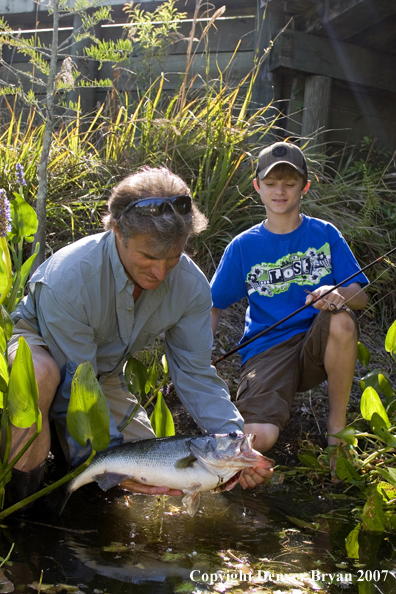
[238,434,273,468]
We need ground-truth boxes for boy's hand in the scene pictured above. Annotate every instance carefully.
[239,465,273,489]
[305,285,345,311]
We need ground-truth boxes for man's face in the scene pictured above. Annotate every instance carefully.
[114,230,183,290]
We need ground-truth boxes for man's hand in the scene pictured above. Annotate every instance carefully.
[120,478,183,496]
[305,285,345,311]
[239,465,274,489]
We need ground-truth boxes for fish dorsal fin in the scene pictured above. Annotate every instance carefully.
[182,491,201,516]
[174,455,197,469]
[93,472,130,491]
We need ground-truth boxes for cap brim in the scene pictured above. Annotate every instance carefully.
[257,161,306,179]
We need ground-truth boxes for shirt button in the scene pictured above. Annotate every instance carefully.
[127,307,133,311]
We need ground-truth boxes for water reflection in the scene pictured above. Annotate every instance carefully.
[0,485,395,594]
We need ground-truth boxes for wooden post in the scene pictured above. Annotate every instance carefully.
[301,75,332,150]
[252,1,284,116]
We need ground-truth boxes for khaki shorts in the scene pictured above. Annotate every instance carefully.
[235,309,359,430]
[8,320,155,443]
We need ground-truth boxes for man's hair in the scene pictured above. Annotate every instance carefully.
[257,163,308,188]
[103,167,208,252]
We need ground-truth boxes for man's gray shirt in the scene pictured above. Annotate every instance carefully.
[13,231,243,463]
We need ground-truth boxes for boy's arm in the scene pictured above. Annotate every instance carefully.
[305,282,367,311]
[211,306,223,335]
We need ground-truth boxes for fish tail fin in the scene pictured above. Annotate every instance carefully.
[48,481,73,515]
[182,490,201,517]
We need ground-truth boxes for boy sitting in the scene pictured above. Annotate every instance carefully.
[211,142,368,453]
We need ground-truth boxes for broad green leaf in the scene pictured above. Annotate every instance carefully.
[360,387,390,427]
[360,369,384,393]
[67,362,110,451]
[18,245,39,299]
[0,246,8,294]
[10,193,38,243]
[0,350,9,393]
[378,373,395,399]
[8,337,41,429]
[385,320,396,361]
[150,391,175,438]
[145,357,158,393]
[336,457,361,483]
[345,523,360,558]
[370,412,396,446]
[66,361,110,452]
[297,453,322,469]
[377,481,396,502]
[0,326,6,354]
[357,341,370,366]
[377,467,396,489]
[328,426,358,446]
[124,356,147,397]
[0,306,14,340]
[362,489,386,532]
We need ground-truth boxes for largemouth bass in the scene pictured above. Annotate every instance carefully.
[63,433,272,516]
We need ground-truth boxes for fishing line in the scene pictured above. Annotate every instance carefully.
[212,246,396,366]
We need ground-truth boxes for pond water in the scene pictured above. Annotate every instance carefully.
[1,484,395,594]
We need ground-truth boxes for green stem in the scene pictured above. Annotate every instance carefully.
[144,378,166,409]
[0,430,40,485]
[118,395,142,433]
[0,450,96,520]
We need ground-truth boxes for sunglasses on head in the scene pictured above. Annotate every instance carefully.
[117,195,192,218]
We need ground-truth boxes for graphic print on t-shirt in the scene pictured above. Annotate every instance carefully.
[246,244,331,297]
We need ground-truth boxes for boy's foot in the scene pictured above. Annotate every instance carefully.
[5,461,46,510]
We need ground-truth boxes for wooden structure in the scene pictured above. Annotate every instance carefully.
[1,0,396,152]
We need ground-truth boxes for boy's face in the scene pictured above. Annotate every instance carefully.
[253,173,310,219]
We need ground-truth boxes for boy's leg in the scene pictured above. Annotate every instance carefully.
[324,311,358,445]
[244,422,279,453]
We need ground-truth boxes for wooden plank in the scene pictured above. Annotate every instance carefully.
[269,29,396,94]
[297,0,396,42]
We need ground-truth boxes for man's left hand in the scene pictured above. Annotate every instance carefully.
[239,465,273,489]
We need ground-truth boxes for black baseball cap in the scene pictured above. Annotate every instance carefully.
[256,142,307,179]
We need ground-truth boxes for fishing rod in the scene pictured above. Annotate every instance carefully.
[213,245,396,366]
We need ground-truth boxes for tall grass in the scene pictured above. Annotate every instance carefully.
[0,21,395,319]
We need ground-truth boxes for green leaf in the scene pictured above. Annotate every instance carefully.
[124,356,147,397]
[385,320,396,361]
[362,489,386,532]
[162,354,168,374]
[0,326,6,354]
[328,426,358,446]
[145,357,158,393]
[0,244,8,295]
[345,523,360,558]
[357,341,370,366]
[297,453,322,468]
[377,467,396,489]
[360,369,384,393]
[361,387,390,427]
[377,481,396,502]
[67,362,110,451]
[18,245,39,297]
[10,194,38,243]
[0,350,9,393]
[150,391,175,438]
[336,457,361,483]
[0,306,14,340]
[285,516,319,530]
[378,373,395,399]
[370,412,396,446]
[8,337,41,429]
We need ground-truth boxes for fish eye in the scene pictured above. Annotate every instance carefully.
[228,432,237,439]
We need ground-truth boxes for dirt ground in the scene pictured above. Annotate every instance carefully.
[165,302,394,469]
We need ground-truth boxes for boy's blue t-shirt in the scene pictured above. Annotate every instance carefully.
[210,214,369,365]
